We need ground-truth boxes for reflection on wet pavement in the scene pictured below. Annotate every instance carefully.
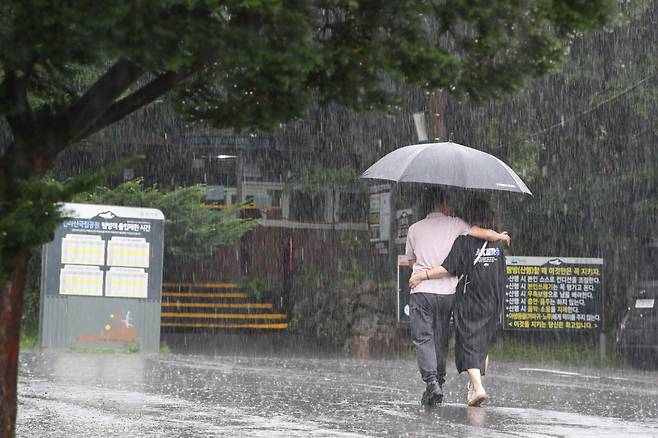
[17,353,658,437]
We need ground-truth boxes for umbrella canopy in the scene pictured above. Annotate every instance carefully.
[361,142,532,195]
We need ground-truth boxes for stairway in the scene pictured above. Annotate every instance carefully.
[160,282,288,331]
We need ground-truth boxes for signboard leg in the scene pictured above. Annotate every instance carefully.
[599,332,607,361]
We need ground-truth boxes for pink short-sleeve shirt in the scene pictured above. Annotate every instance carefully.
[405,212,472,294]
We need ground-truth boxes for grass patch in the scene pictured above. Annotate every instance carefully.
[20,330,172,356]
[160,342,172,356]
[488,334,625,368]
[19,329,38,351]
[64,347,124,354]
[399,326,627,368]
[65,339,142,354]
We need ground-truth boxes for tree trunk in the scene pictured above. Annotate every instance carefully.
[0,248,30,438]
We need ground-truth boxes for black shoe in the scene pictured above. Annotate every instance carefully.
[421,380,443,406]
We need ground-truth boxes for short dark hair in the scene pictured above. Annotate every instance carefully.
[420,186,447,216]
[463,197,496,229]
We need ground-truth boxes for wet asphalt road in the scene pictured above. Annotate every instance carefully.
[16,352,658,437]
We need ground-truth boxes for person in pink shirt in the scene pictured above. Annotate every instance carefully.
[405,187,509,406]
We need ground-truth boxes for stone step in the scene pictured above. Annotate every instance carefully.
[161,322,288,330]
[161,312,287,320]
[160,281,287,332]
[161,302,273,310]
[162,291,249,299]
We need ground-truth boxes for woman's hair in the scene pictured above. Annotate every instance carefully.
[463,197,496,229]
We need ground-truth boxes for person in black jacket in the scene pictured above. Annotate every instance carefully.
[409,198,508,407]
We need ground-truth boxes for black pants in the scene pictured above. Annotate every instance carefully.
[410,292,454,385]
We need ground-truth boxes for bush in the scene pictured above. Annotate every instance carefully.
[73,178,255,271]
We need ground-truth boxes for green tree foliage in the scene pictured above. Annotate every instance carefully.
[72,179,255,268]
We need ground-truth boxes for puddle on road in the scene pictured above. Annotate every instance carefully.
[492,405,658,438]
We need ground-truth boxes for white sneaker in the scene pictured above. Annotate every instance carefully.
[467,387,488,407]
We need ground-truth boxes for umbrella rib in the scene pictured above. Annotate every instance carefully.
[399,146,431,181]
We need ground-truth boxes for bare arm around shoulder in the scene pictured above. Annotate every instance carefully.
[469,226,511,246]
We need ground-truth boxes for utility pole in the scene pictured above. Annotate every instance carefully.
[236,151,251,276]
[428,91,447,142]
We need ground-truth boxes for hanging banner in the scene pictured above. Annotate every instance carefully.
[395,209,414,245]
[504,256,604,331]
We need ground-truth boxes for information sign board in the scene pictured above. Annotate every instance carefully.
[504,256,603,331]
[368,185,391,243]
[39,203,165,352]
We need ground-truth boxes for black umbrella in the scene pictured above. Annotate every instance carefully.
[361,142,532,195]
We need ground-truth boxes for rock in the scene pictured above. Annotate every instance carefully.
[346,335,370,359]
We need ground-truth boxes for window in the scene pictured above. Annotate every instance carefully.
[289,191,325,222]
[338,192,367,222]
